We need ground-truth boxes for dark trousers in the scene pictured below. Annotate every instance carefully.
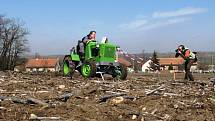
[184,59,195,81]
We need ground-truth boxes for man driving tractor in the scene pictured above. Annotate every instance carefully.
[78,31,96,59]
[82,31,96,44]
[63,31,128,80]
[175,45,197,81]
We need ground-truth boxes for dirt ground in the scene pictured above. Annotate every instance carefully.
[0,71,215,121]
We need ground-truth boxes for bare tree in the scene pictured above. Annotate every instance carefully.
[0,15,4,54]
[0,16,29,70]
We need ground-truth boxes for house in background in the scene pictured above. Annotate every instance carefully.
[159,58,197,71]
[208,65,215,72]
[117,57,133,72]
[159,58,184,70]
[141,60,152,72]
[141,58,198,72]
[14,65,26,72]
[118,57,132,67]
[25,58,60,72]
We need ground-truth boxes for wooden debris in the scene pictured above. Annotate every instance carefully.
[132,115,137,120]
[0,96,28,104]
[29,114,61,120]
[146,84,165,95]
[1,71,215,120]
[141,116,145,121]
[123,95,138,100]
[151,108,157,115]
[58,85,65,89]
[209,78,215,82]
[99,93,127,103]
[0,96,7,101]
[163,93,181,97]
[1,96,50,106]
[116,89,130,93]
[57,93,73,102]
[0,91,50,94]
[27,97,49,106]
[0,78,4,82]
[0,107,7,110]
[111,96,124,104]
[10,97,28,104]
[84,86,98,94]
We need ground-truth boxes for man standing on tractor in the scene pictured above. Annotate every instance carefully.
[78,31,96,58]
[175,45,197,81]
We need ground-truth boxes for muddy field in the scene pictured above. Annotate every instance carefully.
[0,71,215,121]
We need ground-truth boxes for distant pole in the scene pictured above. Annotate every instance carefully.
[212,56,214,70]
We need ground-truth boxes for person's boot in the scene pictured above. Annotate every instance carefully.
[184,72,188,80]
[188,73,194,81]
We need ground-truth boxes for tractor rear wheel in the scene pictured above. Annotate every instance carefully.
[63,56,75,78]
[81,60,96,78]
[112,64,127,80]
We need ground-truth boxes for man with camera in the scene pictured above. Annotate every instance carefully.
[175,45,197,81]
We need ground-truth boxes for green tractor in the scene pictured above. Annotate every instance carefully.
[63,39,127,80]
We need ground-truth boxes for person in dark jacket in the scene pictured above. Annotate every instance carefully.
[82,31,96,44]
[175,45,197,81]
[78,31,96,59]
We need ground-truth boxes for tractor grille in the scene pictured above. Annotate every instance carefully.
[104,46,116,58]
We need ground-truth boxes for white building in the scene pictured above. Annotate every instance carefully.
[141,60,152,72]
[25,58,60,72]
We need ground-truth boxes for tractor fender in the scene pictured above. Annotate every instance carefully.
[70,54,80,61]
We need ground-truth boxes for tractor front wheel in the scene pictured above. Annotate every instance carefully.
[81,60,96,78]
[112,64,128,80]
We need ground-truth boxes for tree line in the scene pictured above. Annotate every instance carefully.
[0,15,29,70]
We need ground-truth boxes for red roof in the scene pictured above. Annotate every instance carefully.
[158,58,184,66]
[118,57,132,67]
[26,58,59,68]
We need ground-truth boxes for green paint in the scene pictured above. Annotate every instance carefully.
[63,62,70,75]
[82,64,91,76]
[63,39,127,79]
[97,43,116,62]
[71,54,80,61]
[85,41,97,60]
[84,40,116,63]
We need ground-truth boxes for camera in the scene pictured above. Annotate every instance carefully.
[175,49,180,57]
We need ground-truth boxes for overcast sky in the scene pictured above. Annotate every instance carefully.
[0,0,214,55]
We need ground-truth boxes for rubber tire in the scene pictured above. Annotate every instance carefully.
[63,55,75,78]
[81,60,96,78]
[112,64,128,80]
